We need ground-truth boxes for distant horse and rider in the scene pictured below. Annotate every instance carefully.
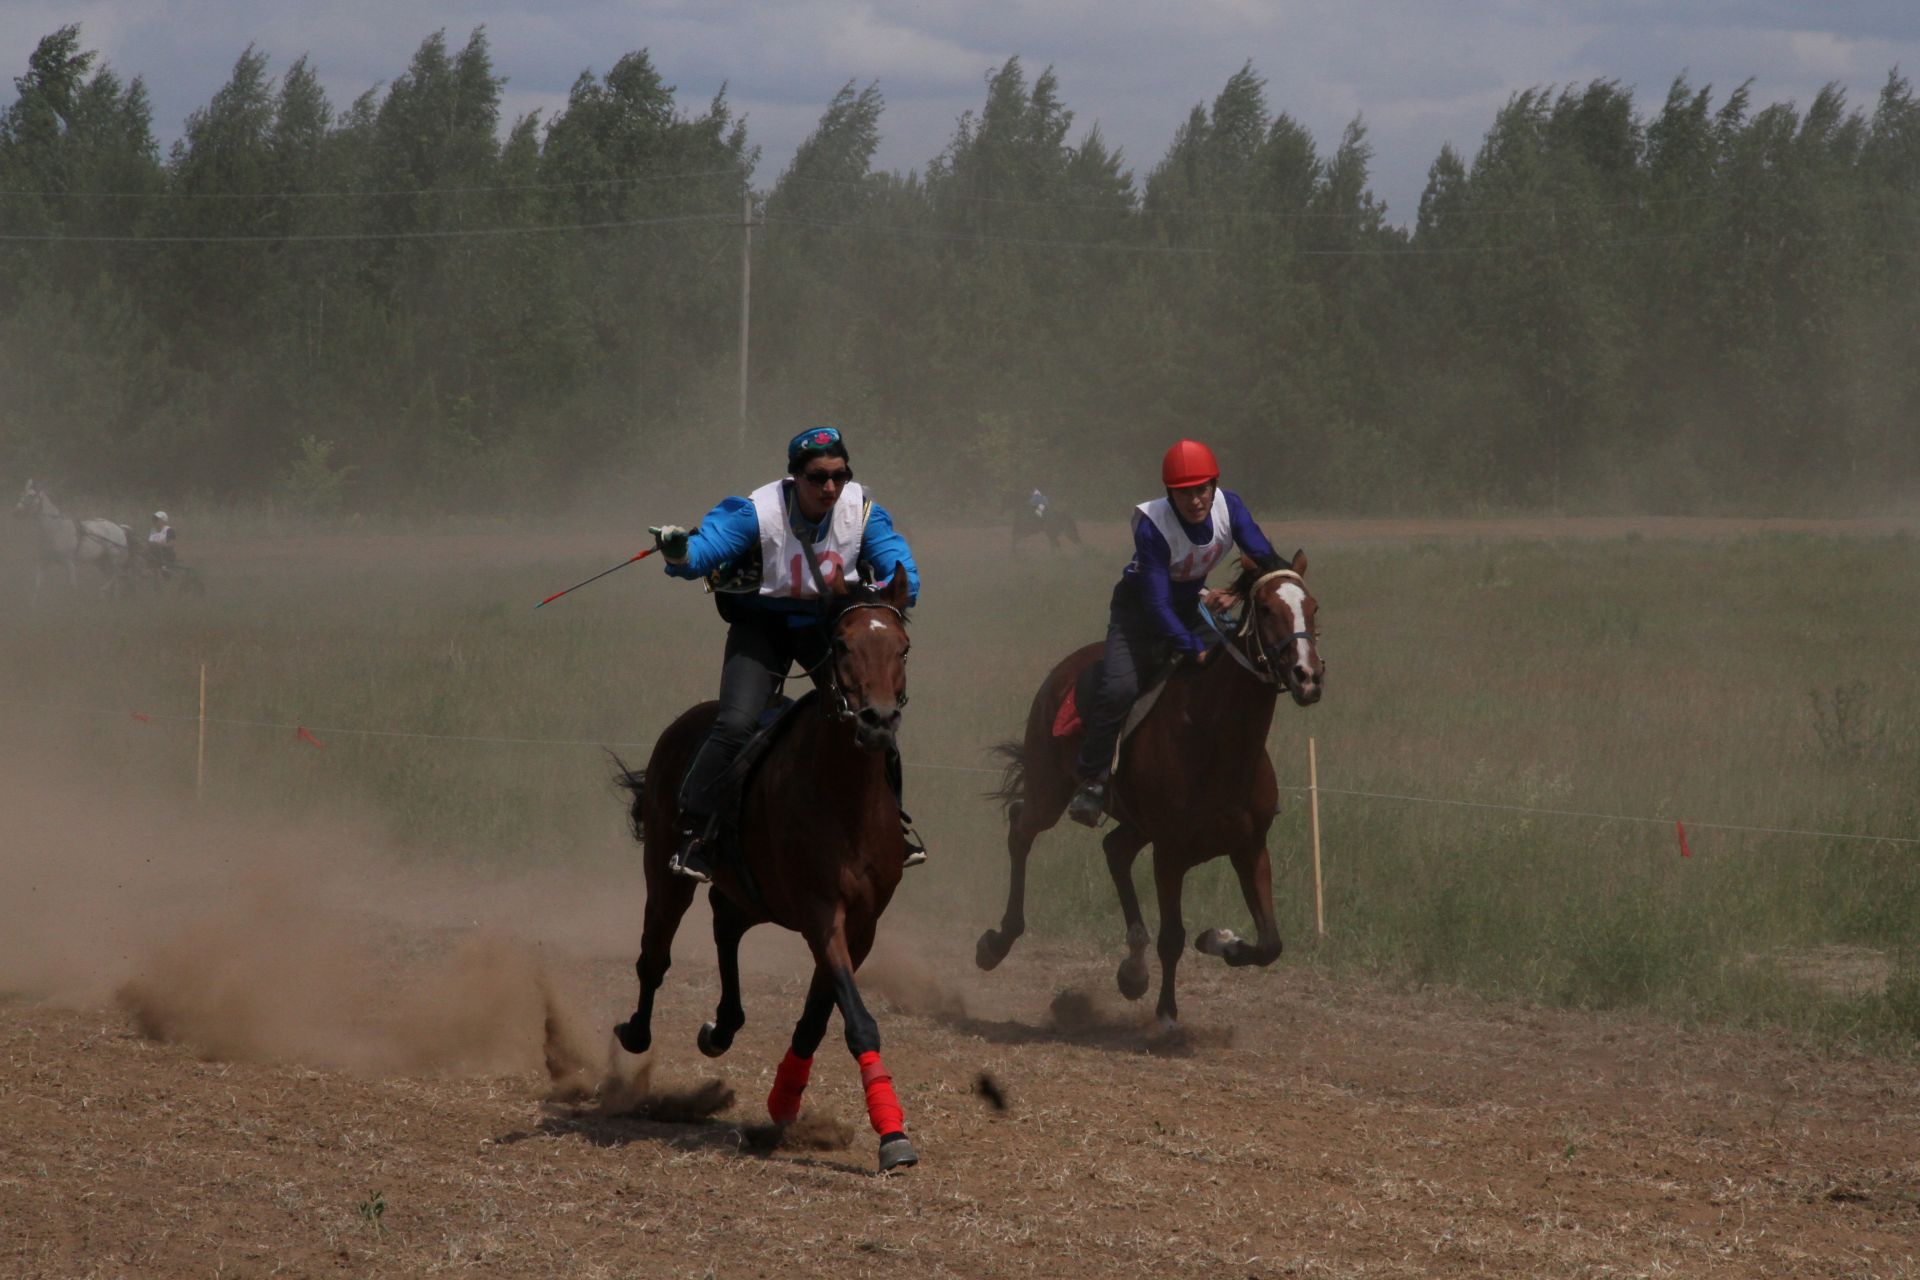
[1012,486,1081,552]
[977,441,1326,1030]
[13,479,134,600]
[12,481,202,601]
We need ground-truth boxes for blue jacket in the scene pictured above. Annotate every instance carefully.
[1119,488,1274,653]
[667,482,920,627]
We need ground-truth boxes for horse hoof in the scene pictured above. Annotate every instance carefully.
[1116,957,1150,1002]
[1195,928,1242,958]
[1155,1015,1178,1035]
[975,930,1009,971]
[877,1133,919,1172]
[695,1021,729,1059]
[613,1020,651,1055]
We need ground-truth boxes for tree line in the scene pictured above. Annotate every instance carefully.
[3,25,1916,515]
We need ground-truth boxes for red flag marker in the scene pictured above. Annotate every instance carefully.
[1676,820,1692,858]
[131,711,150,723]
[296,726,325,748]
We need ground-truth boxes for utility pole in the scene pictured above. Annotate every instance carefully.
[738,191,753,446]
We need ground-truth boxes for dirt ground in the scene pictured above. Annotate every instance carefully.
[4,912,1917,1279]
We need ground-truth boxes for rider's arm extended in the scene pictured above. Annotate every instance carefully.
[666,497,757,580]
[1131,515,1206,654]
[1223,489,1278,565]
[860,503,921,605]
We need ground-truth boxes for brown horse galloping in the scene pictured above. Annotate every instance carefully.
[613,568,920,1171]
[976,552,1324,1029]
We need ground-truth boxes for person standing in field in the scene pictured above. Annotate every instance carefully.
[1067,439,1286,826]
[647,427,924,882]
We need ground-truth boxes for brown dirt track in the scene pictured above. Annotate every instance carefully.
[6,513,1919,1277]
[5,918,1918,1279]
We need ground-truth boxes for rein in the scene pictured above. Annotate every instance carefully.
[1199,568,1313,686]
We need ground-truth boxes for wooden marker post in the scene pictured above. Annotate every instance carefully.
[1309,736,1325,938]
[196,663,207,802]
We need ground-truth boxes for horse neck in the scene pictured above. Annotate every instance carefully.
[1180,645,1280,760]
[790,694,889,805]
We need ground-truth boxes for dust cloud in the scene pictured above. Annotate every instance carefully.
[0,757,633,1077]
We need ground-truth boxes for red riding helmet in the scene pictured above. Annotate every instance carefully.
[1161,439,1220,489]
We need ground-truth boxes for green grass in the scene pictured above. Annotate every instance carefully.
[4,523,1917,1047]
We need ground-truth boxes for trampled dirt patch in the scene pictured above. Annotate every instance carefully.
[5,924,1918,1278]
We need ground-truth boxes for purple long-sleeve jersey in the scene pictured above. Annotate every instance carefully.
[1120,488,1275,653]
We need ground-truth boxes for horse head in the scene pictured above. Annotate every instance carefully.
[826,565,912,751]
[1244,549,1323,706]
[15,479,46,518]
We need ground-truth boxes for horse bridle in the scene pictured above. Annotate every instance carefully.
[805,600,911,723]
[1204,569,1315,687]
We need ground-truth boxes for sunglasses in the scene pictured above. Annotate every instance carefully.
[801,467,854,488]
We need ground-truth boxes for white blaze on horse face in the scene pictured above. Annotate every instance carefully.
[1277,582,1312,671]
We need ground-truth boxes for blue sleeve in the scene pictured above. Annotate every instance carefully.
[1224,490,1276,564]
[667,496,758,579]
[860,503,920,604]
[1132,515,1205,653]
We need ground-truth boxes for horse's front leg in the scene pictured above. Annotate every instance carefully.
[1197,843,1285,968]
[814,919,917,1172]
[697,893,752,1057]
[1103,824,1153,1000]
[765,967,836,1125]
[1152,851,1188,1031]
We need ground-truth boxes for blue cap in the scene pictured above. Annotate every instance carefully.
[787,426,842,463]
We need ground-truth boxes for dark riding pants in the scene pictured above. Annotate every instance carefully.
[1075,586,1175,783]
[679,614,832,819]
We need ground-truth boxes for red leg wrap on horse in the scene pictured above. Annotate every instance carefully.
[856,1050,905,1136]
[767,1050,812,1124]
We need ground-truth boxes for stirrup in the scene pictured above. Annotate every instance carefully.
[668,825,713,883]
[900,811,927,868]
[1066,780,1107,828]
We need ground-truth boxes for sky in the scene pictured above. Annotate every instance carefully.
[6,1,1919,224]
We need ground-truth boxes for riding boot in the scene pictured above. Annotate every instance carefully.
[668,813,714,883]
[1067,772,1109,828]
[886,745,927,867]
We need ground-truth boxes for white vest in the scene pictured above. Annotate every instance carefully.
[1136,488,1231,582]
[749,478,870,599]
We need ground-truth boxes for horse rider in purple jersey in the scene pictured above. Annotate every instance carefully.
[1067,439,1289,826]
[648,427,925,883]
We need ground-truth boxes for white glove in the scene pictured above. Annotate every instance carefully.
[650,524,692,564]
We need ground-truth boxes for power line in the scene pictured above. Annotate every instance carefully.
[0,166,745,201]
[0,209,737,244]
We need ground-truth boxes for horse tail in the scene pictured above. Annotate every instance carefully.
[608,751,646,842]
[985,740,1026,820]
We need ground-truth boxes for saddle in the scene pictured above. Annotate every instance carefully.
[1051,658,1173,772]
[703,691,817,894]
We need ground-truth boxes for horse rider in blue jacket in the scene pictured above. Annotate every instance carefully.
[1068,439,1284,826]
[649,427,924,882]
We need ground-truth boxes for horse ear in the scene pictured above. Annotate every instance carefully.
[884,564,911,608]
[1291,548,1308,576]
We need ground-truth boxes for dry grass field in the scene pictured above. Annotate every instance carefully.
[3,513,1917,1276]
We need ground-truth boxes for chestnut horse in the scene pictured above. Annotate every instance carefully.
[613,568,920,1171]
[976,552,1324,1029]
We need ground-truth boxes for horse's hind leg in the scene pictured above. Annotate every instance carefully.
[1197,844,1284,968]
[697,894,752,1057]
[614,873,697,1055]
[1103,824,1153,1000]
[976,816,1040,971]
[814,922,917,1172]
